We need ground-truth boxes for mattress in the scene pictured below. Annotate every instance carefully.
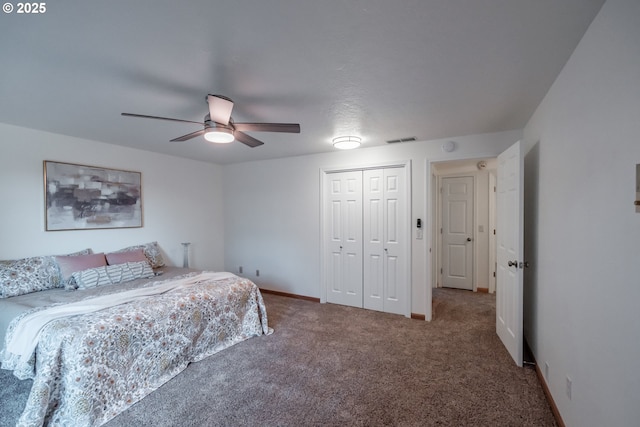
[0,267,270,426]
[0,267,194,346]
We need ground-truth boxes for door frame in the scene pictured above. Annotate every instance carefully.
[489,171,497,294]
[320,160,412,318]
[425,152,499,321]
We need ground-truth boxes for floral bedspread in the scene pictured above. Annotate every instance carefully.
[1,273,270,426]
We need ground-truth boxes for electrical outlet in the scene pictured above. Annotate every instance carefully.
[544,362,549,381]
[566,376,572,400]
[239,266,243,274]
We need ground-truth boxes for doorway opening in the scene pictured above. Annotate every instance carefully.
[431,158,498,295]
[426,141,524,366]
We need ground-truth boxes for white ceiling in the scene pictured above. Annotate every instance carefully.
[0,0,604,165]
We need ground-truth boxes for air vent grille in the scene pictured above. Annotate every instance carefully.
[386,137,416,144]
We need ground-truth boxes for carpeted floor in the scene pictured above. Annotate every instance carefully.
[1,288,556,426]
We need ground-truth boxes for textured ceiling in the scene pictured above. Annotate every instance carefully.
[0,0,604,164]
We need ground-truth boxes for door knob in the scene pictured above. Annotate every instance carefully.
[507,260,518,267]
[466,237,472,242]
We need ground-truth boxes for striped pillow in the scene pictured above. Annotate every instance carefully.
[71,261,154,290]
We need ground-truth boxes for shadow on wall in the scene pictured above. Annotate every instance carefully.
[523,141,540,353]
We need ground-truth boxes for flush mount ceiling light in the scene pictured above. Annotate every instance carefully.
[204,126,234,143]
[333,136,362,150]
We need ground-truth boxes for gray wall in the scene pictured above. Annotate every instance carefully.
[222,130,520,316]
[0,123,225,270]
[523,0,640,424]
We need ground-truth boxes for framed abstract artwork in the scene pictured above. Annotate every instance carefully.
[44,161,143,231]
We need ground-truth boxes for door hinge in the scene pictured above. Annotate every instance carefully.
[440,228,443,234]
[440,268,443,274]
[493,271,496,278]
[493,229,496,235]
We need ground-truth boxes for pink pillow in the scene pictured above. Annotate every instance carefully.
[56,253,107,281]
[105,248,147,266]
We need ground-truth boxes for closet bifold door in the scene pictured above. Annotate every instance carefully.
[325,170,363,308]
[363,168,407,315]
[363,169,384,311]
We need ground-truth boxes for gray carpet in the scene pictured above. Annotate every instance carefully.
[1,288,555,426]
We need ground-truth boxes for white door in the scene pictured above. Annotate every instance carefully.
[363,169,384,311]
[326,171,363,308]
[363,168,407,315]
[496,141,524,367]
[441,176,474,290]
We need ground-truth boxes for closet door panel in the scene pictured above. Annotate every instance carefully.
[363,170,384,311]
[325,171,363,308]
[382,168,408,315]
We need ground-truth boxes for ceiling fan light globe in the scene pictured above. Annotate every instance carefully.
[204,128,235,143]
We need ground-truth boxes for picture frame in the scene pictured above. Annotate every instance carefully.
[44,160,143,231]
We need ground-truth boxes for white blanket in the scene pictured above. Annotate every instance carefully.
[6,271,235,364]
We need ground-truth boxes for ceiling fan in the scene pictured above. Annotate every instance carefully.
[122,94,300,147]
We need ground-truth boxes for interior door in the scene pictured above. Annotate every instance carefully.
[326,171,363,308]
[363,168,407,315]
[496,141,524,367]
[441,176,474,290]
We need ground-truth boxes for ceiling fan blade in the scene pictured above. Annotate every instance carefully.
[233,123,301,133]
[121,113,203,125]
[170,129,207,142]
[235,131,264,148]
[207,94,234,125]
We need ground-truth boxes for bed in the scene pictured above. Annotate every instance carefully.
[0,246,270,427]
